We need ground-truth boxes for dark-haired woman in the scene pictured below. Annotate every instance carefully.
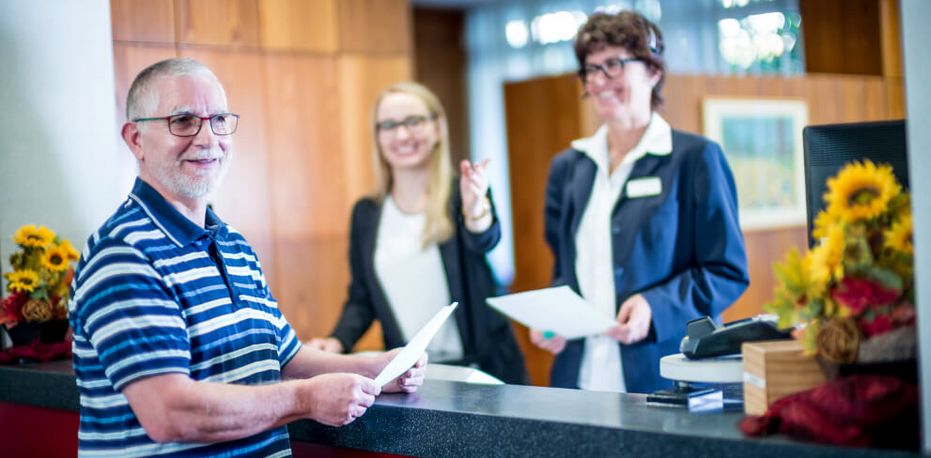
[529,11,749,393]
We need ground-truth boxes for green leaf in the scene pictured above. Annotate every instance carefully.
[866,266,904,291]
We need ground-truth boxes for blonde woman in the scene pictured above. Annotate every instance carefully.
[309,82,527,384]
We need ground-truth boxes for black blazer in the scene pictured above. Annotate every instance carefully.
[329,180,528,384]
[545,130,749,393]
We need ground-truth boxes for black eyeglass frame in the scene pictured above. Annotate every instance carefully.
[132,113,240,137]
[577,57,645,83]
[375,113,439,134]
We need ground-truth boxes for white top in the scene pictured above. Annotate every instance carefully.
[570,113,673,392]
[374,196,463,361]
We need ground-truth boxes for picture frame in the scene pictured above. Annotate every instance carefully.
[702,97,809,231]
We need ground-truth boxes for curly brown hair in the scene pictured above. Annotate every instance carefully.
[574,11,666,108]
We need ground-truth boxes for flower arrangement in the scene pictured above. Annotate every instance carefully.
[1,225,79,329]
[765,160,914,363]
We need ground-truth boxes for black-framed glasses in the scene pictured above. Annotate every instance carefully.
[578,57,644,83]
[376,114,437,134]
[133,113,240,137]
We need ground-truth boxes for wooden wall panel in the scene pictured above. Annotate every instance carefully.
[261,54,349,343]
[263,54,345,238]
[176,0,259,47]
[337,55,413,202]
[111,0,175,43]
[337,0,412,54]
[413,7,469,164]
[507,72,904,385]
[800,0,883,75]
[257,0,338,52]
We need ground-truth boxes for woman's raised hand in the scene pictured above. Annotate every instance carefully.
[459,158,491,219]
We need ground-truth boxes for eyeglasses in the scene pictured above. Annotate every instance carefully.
[376,114,437,135]
[578,57,644,83]
[132,113,240,137]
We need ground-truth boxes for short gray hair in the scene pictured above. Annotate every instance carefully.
[125,58,218,120]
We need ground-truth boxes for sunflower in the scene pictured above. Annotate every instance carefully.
[41,246,70,272]
[6,269,40,293]
[824,161,900,223]
[58,239,80,261]
[811,210,841,241]
[885,214,913,255]
[809,224,845,285]
[13,224,56,248]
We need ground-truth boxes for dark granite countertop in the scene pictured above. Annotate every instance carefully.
[0,361,921,457]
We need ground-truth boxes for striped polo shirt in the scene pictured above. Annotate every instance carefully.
[69,178,301,457]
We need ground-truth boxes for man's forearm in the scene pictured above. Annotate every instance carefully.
[282,346,380,379]
[124,374,309,443]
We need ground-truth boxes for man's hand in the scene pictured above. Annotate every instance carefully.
[306,337,344,353]
[605,294,652,345]
[529,329,567,354]
[304,373,380,426]
[374,348,428,393]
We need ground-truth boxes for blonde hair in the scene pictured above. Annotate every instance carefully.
[371,82,454,247]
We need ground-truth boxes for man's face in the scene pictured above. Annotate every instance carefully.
[130,72,233,204]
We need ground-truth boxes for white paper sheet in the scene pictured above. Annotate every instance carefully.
[486,286,616,339]
[374,302,459,387]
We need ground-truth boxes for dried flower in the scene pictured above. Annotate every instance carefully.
[815,318,860,364]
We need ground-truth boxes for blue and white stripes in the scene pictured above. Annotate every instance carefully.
[70,178,299,457]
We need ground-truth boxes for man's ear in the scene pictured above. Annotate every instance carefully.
[121,122,145,161]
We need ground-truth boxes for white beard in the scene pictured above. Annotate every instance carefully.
[152,150,232,200]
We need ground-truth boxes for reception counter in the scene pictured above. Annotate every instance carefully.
[0,360,921,457]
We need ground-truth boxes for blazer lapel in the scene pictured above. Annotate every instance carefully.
[569,154,597,238]
[439,238,473,353]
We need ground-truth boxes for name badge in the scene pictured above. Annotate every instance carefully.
[626,176,662,198]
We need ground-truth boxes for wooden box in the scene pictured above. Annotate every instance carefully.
[742,339,827,416]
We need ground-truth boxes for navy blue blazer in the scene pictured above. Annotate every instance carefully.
[544,129,749,393]
[329,181,528,385]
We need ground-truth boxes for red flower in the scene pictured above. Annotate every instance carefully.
[1,292,29,326]
[831,277,900,316]
[860,314,893,337]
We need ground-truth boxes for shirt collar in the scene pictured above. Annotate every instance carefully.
[128,177,226,247]
[571,112,673,170]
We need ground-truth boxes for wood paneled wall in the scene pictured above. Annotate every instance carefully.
[505,72,905,386]
[413,7,469,164]
[110,0,414,350]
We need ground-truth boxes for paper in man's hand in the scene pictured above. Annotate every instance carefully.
[374,302,458,387]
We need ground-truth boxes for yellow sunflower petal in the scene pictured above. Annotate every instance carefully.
[824,160,901,223]
[6,269,40,293]
[809,224,845,284]
[58,239,80,261]
[41,246,70,272]
[885,213,913,255]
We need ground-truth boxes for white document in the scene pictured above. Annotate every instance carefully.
[374,302,459,387]
[486,286,616,339]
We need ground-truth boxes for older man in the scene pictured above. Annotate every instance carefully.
[69,57,425,457]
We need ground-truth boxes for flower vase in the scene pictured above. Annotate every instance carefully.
[4,320,69,347]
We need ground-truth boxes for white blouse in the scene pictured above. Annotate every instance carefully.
[571,113,673,392]
[374,195,463,362]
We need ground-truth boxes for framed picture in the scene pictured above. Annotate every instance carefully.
[702,97,809,231]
